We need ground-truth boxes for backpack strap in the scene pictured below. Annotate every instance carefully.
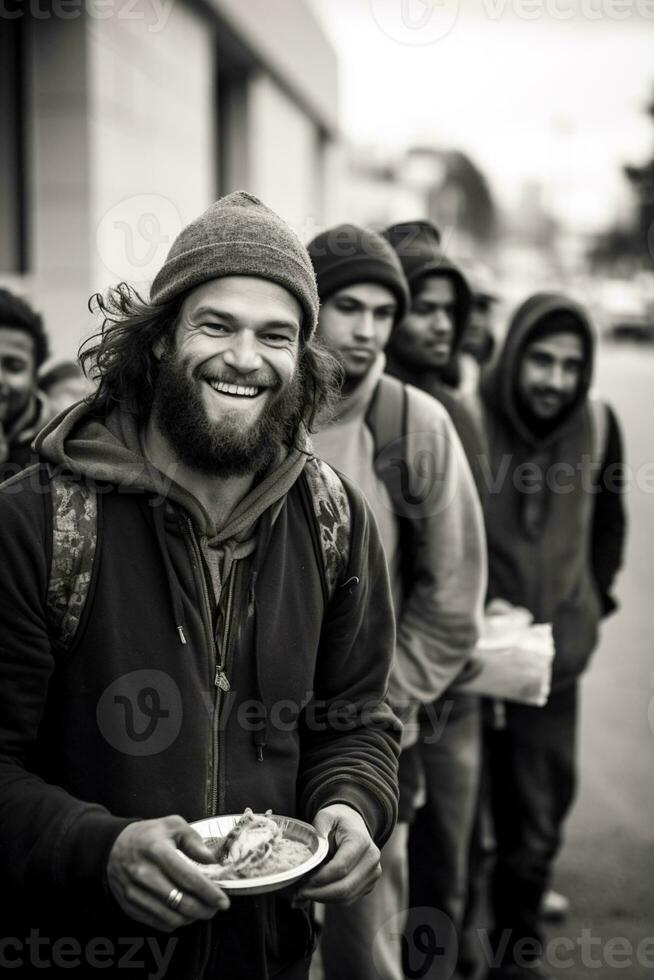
[365,374,407,464]
[589,396,609,472]
[46,474,98,654]
[302,457,351,607]
[365,374,418,596]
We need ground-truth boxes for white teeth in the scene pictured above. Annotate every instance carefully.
[208,380,260,398]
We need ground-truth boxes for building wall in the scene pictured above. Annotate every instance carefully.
[24,15,93,360]
[246,73,323,237]
[2,0,339,360]
[210,0,338,135]
[88,0,216,332]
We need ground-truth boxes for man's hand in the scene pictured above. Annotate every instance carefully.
[106,816,230,933]
[296,804,381,904]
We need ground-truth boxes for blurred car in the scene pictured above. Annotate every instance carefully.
[597,278,654,342]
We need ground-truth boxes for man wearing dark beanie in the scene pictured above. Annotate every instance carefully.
[0,193,403,980]
[479,294,626,979]
[308,224,486,980]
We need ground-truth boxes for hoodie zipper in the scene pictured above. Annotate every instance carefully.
[184,518,222,817]
[211,562,235,814]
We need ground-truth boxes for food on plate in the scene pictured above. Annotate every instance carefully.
[195,809,314,881]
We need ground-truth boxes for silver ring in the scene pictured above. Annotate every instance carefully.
[167,887,184,911]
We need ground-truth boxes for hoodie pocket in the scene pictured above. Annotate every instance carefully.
[552,584,601,685]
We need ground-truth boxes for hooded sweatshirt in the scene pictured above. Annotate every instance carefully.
[313,354,486,747]
[384,243,487,496]
[480,292,621,686]
[0,388,52,481]
[0,402,400,980]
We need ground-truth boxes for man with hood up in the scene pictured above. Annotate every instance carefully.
[0,193,402,980]
[307,223,486,980]
[0,288,53,482]
[383,220,490,971]
[480,293,626,979]
[383,220,487,499]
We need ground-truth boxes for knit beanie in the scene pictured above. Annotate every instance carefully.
[150,191,320,340]
[307,224,409,324]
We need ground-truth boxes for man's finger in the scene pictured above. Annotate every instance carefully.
[152,842,230,909]
[122,883,188,933]
[299,857,382,904]
[175,825,219,864]
[300,834,368,890]
[129,864,222,921]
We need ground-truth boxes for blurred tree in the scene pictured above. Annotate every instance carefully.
[591,88,654,269]
[624,91,654,263]
[407,147,498,245]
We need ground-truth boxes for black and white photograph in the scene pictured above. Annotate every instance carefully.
[0,1,652,978]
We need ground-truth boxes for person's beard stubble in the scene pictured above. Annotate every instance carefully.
[152,348,305,477]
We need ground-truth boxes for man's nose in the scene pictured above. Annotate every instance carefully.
[431,310,453,337]
[548,363,566,390]
[352,311,376,341]
[222,332,264,373]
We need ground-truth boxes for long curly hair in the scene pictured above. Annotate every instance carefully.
[79,283,341,433]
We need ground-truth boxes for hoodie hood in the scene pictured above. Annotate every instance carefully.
[383,220,472,384]
[34,400,311,541]
[482,292,595,447]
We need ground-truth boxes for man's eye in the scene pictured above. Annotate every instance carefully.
[263,333,290,344]
[202,323,230,334]
[4,360,27,373]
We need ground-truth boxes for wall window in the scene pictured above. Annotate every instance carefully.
[0,21,28,273]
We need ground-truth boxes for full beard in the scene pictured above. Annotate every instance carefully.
[152,351,305,477]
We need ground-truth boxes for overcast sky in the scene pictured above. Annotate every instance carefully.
[309,0,654,232]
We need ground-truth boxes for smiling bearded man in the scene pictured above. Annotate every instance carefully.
[152,295,305,478]
[0,192,401,980]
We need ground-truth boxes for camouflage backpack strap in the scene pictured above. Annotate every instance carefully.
[47,473,98,654]
[302,456,351,606]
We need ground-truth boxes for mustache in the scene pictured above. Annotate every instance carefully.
[532,388,566,401]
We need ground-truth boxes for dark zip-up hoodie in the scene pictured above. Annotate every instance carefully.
[0,403,400,979]
[480,292,604,686]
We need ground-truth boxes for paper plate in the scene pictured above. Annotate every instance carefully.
[186,813,329,895]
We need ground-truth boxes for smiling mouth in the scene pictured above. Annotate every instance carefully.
[205,379,266,399]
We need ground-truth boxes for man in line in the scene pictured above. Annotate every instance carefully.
[308,223,486,980]
[458,259,500,406]
[480,294,626,980]
[0,192,401,979]
[383,221,488,973]
[383,220,487,497]
[0,287,53,482]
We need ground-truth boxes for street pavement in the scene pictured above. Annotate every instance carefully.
[543,341,654,979]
